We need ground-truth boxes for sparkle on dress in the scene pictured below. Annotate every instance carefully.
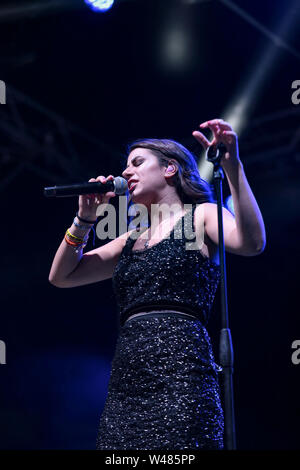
[112,204,221,327]
[96,204,224,450]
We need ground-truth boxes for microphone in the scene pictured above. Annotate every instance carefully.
[44,176,128,198]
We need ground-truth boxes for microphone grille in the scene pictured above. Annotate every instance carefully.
[114,176,128,195]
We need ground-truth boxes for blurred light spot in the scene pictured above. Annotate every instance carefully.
[157,5,196,72]
[84,0,114,13]
[164,28,191,68]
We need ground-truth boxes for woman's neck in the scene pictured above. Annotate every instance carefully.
[147,194,184,226]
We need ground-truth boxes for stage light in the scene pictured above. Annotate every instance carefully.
[156,4,196,73]
[197,0,300,184]
[84,0,115,13]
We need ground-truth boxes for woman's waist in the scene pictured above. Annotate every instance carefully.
[122,303,202,325]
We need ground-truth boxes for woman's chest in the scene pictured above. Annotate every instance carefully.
[131,213,219,265]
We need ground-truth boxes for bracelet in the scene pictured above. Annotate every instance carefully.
[66,229,85,242]
[64,235,81,246]
[73,218,93,230]
[65,216,97,250]
[64,234,88,253]
[65,232,86,245]
[64,234,87,247]
[65,230,89,244]
[75,213,96,247]
[64,233,88,246]
[76,212,97,224]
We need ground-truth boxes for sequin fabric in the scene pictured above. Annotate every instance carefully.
[112,204,221,327]
[96,204,224,450]
[96,313,224,450]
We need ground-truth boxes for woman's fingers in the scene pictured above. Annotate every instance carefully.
[222,130,237,145]
[94,175,116,201]
[193,119,236,151]
[200,118,232,128]
[200,119,232,133]
[107,176,116,197]
[192,130,211,150]
[83,175,116,205]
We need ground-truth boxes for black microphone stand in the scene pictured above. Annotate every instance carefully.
[206,143,237,450]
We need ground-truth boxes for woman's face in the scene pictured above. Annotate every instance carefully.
[122,148,168,205]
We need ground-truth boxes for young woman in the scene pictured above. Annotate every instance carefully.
[49,118,266,450]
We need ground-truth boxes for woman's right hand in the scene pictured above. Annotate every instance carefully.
[78,175,116,222]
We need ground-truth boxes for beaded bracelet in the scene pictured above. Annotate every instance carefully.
[74,212,96,247]
[64,231,88,245]
[65,213,96,252]
[64,234,88,253]
[73,218,92,230]
[66,228,85,242]
[65,231,88,245]
[64,235,82,246]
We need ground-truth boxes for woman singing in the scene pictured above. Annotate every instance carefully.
[49,118,266,450]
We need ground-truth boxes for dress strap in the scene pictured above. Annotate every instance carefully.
[125,226,148,251]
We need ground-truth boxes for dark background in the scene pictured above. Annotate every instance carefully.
[0,0,299,449]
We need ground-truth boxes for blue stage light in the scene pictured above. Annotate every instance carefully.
[84,0,115,13]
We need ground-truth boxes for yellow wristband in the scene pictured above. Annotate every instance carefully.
[66,229,84,242]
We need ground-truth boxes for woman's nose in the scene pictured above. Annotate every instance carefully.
[122,169,131,179]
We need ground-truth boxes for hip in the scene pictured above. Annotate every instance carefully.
[114,311,222,376]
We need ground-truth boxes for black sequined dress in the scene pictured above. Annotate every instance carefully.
[96,204,224,450]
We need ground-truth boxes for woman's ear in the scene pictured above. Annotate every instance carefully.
[165,160,178,176]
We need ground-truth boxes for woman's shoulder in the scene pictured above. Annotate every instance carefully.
[118,228,137,244]
[193,202,216,220]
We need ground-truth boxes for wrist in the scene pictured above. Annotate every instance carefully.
[77,211,97,223]
[67,225,90,250]
[72,218,93,232]
[222,158,243,175]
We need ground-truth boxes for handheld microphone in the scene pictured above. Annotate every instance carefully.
[44,176,128,198]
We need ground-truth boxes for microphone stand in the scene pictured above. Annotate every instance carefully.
[206,143,237,450]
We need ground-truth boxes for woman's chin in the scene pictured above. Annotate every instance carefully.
[130,190,149,207]
[130,188,141,201]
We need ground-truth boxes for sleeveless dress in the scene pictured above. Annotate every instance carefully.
[96,204,224,450]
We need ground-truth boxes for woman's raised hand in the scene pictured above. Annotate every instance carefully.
[78,175,116,221]
[192,118,241,171]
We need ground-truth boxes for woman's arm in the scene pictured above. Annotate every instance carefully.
[193,119,266,256]
[223,160,265,254]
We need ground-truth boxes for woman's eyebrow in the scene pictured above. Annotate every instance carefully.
[125,156,142,169]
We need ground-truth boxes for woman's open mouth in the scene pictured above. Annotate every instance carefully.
[129,182,138,193]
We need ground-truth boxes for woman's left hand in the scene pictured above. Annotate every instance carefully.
[192,119,241,171]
